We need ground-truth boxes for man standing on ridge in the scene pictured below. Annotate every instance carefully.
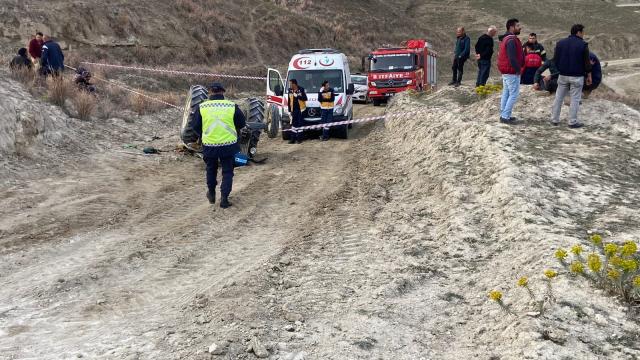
[191,82,246,209]
[497,18,524,124]
[475,25,497,87]
[449,27,470,87]
[287,79,307,144]
[550,24,592,128]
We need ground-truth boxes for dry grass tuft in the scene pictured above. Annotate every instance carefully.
[97,97,116,120]
[9,67,37,85]
[129,93,149,116]
[72,90,97,120]
[46,76,73,107]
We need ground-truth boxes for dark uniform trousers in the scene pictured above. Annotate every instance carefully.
[204,156,235,198]
[291,109,304,141]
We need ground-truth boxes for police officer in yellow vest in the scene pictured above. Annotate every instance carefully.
[192,82,246,208]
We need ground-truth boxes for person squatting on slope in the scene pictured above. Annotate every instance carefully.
[533,58,560,93]
[497,18,524,124]
[550,24,593,128]
[10,48,33,70]
[450,27,471,87]
[582,52,601,98]
[474,26,497,87]
[191,82,246,208]
[287,79,308,144]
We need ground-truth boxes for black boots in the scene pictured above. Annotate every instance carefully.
[220,197,232,209]
[208,190,232,209]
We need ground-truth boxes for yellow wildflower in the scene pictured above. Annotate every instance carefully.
[590,234,603,247]
[570,261,584,274]
[517,277,529,287]
[619,259,638,273]
[571,244,583,256]
[604,243,618,258]
[587,253,602,273]
[633,276,640,288]
[610,256,624,268]
[620,241,638,257]
[607,268,621,280]
[544,269,558,279]
[489,290,503,301]
[555,249,568,261]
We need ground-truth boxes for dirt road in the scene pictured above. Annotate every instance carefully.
[0,104,387,359]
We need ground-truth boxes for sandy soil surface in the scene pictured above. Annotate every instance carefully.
[602,57,640,96]
[1,73,640,360]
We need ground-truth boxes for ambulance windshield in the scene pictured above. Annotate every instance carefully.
[287,70,344,93]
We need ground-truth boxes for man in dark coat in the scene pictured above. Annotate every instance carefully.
[449,27,471,87]
[550,24,593,128]
[474,25,497,87]
[40,35,65,76]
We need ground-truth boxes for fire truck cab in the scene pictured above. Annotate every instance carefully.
[367,40,437,106]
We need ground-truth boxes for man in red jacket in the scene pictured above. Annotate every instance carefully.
[28,32,44,63]
[497,18,524,124]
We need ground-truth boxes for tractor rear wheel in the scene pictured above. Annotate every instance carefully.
[181,85,208,152]
[267,104,280,139]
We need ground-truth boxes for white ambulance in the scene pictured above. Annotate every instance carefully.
[266,49,355,140]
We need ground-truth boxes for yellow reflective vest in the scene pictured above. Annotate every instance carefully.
[199,100,238,146]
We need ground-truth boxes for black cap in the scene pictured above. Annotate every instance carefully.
[209,82,225,92]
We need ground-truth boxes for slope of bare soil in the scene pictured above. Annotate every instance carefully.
[3,65,639,360]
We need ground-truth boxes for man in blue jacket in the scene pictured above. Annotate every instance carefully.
[550,24,592,128]
[449,27,470,87]
[40,35,64,76]
[582,52,601,98]
[191,83,246,208]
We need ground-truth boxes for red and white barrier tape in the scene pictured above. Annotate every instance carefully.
[284,109,424,132]
[81,62,267,80]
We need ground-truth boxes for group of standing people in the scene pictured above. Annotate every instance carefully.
[451,19,600,128]
[9,31,65,76]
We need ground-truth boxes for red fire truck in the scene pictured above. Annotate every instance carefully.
[367,39,437,106]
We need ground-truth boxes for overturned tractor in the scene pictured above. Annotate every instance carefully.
[181,85,268,163]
